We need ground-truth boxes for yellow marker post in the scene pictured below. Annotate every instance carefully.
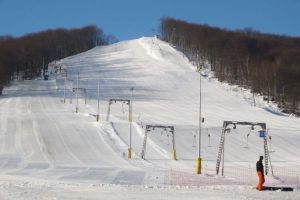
[173,149,177,160]
[128,148,132,159]
[196,157,202,174]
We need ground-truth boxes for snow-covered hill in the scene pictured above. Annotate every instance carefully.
[59,37,300,164]
[0,37,299,199]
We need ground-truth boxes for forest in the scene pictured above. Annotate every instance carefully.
[160,17,300,116]
[0,25,111,93]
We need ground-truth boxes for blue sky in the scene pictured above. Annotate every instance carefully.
[0,0,299,40]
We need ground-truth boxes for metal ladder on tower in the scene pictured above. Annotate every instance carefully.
[263,135,269,175]
[263,133,275,175]
[216,129,226,175]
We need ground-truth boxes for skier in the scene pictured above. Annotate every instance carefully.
[256,156,265,190]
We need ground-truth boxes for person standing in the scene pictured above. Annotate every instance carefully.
[256,156,265,190]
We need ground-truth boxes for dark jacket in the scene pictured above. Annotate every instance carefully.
[256,160,264,175]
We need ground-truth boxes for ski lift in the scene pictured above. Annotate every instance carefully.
[244,128,252,148]
[246,127,252,138]
[229,126,238,135]
[159,130,164,142]
[233,124,237,129]
[207,131,211,147]
[268,134,274,152]
[193,131,197,138]
[166,133,170,145]
[192,131,196,147]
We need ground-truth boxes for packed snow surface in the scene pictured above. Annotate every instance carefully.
[0,37,299,199]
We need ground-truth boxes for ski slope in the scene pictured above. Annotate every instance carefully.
[59,37,300,165]
[0,37,299,199]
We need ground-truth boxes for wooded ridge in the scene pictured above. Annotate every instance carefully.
[160,17,300,116]
[0,25,110,91]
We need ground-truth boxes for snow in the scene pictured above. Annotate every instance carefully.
[0,176,298,200]
[0,37,299,199]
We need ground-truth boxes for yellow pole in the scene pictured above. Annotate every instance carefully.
[173,149,177,160]
[128,148,132,159]
[196,157,202,174]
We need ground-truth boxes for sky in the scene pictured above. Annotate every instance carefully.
[0,0,300,41]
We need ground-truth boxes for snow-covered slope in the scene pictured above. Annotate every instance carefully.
[60,37,300,126]
[60,37,300,164]
[0,37,299,199]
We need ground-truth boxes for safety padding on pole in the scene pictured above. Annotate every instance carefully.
[196,157,202,174]
[173,149,177,160]
[128,148,132,159]
[76,107,79,113]
[96,114,100,122]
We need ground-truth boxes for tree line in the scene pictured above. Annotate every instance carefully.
[160,17,300,116]
[0,25,113,93]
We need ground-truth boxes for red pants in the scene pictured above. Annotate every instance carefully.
[256,171,265,190]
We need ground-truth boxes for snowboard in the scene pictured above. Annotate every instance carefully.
[261,186,294,191]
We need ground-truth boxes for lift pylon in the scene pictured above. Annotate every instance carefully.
[216,121,273,176]
[141,125,176,160]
